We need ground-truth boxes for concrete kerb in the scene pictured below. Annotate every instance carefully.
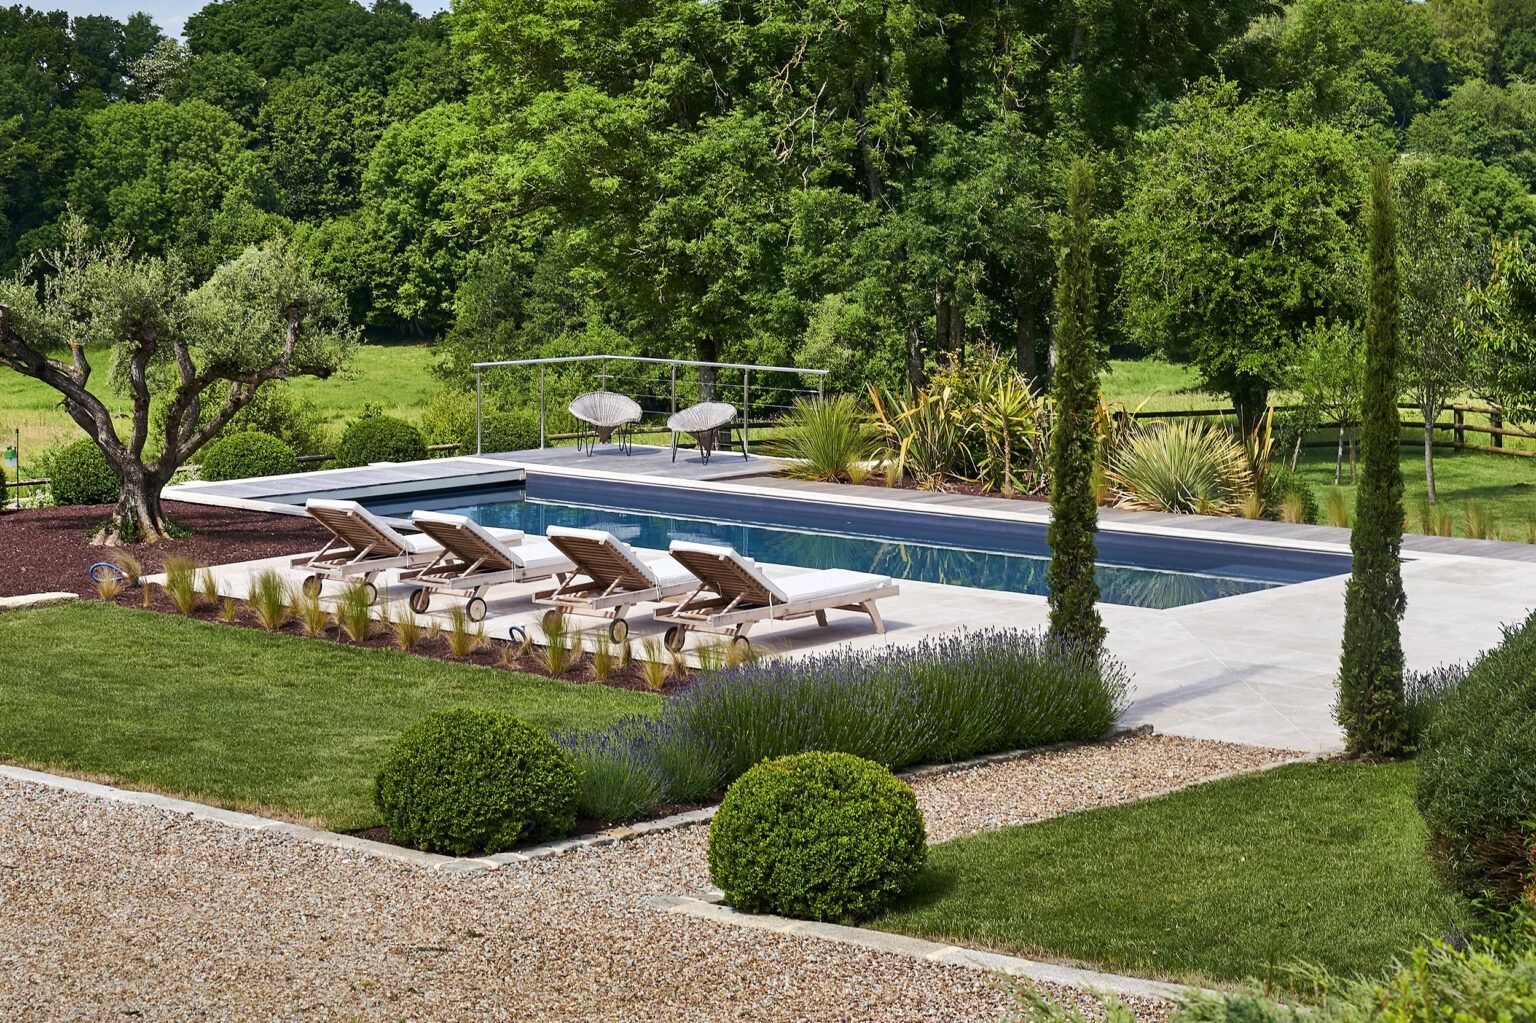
[644,893,1203,1003]
[0,591,79,611]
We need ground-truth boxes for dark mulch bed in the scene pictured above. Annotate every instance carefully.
[1,502,327,599]
[105,587,690,696]
[857,476,1048,502]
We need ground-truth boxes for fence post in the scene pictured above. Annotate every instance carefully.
[742,369,751,456]
[539,366,546,449]
[1453,407,1465,446]
[1491,408,1504,449]
[670,365,677,415]
[475,369,483,455]
[817,374,824,400]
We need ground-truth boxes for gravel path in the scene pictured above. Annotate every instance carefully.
[0,734,1289,1022]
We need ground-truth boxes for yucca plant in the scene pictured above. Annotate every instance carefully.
[197,568,220,610]
[775,395,876,483]
[446,605,484,657]
[220,596,238,624]
[1105,420,1254,514]
[392,607,422,650]
[162,556,199,614]
[638,637,669,691]
[248,570,292,631]
[335,580,374,642]
[295,590,332,637]
[976,372,1044,497]
[539,612,576,675]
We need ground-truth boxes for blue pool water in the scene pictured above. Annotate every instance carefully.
[354,475,1352,610]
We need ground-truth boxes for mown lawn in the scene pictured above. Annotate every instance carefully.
[868,762,1463,992]
[0,602,657,830]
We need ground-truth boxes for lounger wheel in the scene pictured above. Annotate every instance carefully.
[607,618,629,644]
[301,574,323,598]
[663,625,687,653]
[542,609,565,632]
[408,587,431,614]
[466,597,487,623]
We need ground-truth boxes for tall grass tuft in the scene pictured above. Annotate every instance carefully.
[95,576,123,601]
[1324,488,1352,528]
[446,605,484,657]
[113,552,142,588]
[589,631,617,681]
[695,640,729,674]
[539,612,576,675]
[220,596,238,624]
[1236,490,1264,520]
[295,590,332,637]
[392,606,422,650]
[638,637,669,691]
[197,568,220,610]
[335,580,374,641]
[775,395,877,483]
[1464,501,1496,540]
[248,570,292,631]
[163,556,199,614]
[1279,491,1308,525]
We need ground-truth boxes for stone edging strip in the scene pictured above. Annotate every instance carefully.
[644,893,1203,1002]
[0,763,713,875]
[0,591,78,611]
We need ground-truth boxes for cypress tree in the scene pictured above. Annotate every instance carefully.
[1047,159,1106,654]
[1338,161,1408,756]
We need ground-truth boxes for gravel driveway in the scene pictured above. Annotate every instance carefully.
[0,734,1293,1022]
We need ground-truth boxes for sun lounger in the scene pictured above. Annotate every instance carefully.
[293,499,523,605]
[399,511,575,621]
[656,541,897,652]
[534,526,699,642]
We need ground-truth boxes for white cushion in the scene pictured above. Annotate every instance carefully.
[515,540,577,575]
[774,569,892,604]
[645,555,698,590]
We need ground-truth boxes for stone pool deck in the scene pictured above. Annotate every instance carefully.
[163,453,1536,754]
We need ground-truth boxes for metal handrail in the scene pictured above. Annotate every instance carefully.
[472,354,829,455]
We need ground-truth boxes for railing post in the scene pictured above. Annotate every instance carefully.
[742,369,751,456]
[475,370,483,454]
[539,366,546,449]
[817,374,824,400]
[601,359,607,390]
[670,365,677,415]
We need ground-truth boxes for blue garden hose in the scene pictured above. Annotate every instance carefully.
[88,562,130,585]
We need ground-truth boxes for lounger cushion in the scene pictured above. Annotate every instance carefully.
[774,569,892,604]
[645,555,697,590]
[516,540,578,575]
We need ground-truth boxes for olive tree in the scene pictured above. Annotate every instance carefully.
[0,230,356,543]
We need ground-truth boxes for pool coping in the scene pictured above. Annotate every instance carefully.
[166,450,1414,564]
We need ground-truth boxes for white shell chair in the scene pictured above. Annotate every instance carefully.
[568,391,643,455]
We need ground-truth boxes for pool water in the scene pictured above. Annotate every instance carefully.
[357,475,1352,610]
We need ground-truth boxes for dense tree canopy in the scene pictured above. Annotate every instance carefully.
[0,0,1531,420]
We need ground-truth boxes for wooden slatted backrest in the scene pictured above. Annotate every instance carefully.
[546,527,656,590]
[411,511,522,572]
[306,499,410,557]
[668,542,786,605]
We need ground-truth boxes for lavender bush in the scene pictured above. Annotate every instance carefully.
[1404,662,1466,746]
[560,629,1129,822]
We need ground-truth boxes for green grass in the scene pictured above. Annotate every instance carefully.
[0,602,657,830]
[1099,358,1215,412]
[0,341,444,481]
[869,762,1464,992]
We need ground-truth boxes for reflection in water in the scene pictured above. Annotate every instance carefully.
[434,496,1280,609]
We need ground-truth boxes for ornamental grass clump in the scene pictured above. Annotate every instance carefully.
[197,568,220,609]
[392,607,422,651]
[446,605,483,657]
[162,556,199,613]
[294,590,332,638]
[335,580,374,642]
[708,752,926,922]
[539,612,576,675]
[775,395,877,483]
[248,569,291,631]
[95,576,122,601]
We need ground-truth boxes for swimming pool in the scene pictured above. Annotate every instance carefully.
[350,475,1352,610]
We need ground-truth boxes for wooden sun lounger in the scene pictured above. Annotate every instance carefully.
[655,541,897,651]
[293,499,443,602]
[533,526,699,643]
[400,511,575,621]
